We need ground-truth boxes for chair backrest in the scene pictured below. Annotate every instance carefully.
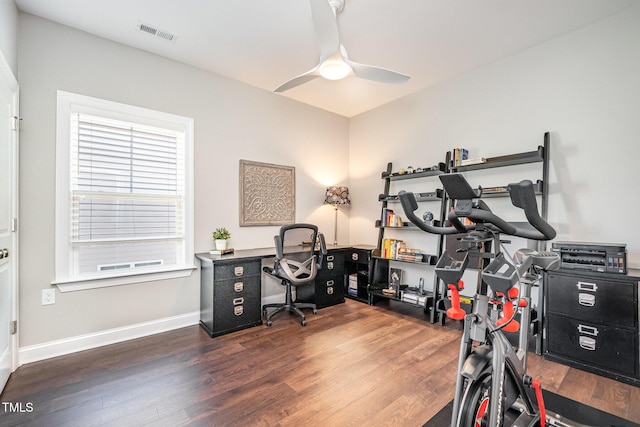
[273,223,326,284]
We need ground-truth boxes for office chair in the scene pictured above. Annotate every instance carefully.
[262,223,327,326]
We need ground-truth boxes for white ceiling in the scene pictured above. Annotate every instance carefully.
[14,0,636,117]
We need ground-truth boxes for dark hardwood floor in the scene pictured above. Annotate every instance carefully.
[2,299,639,426]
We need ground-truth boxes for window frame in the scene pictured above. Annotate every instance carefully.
[54,91,195,292]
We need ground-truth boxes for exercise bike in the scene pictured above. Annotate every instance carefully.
[398,173,600,427]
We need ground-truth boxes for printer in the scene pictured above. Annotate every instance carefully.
[551,241,627,274]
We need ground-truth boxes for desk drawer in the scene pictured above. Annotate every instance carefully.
[313,275,345,308]
[213,295,262,335]
[546,272,637,327]
[214,260,261,281]
[318,251,345,278]
[214,277,260,299]
[346,249,370,265]
[546,313,637,377]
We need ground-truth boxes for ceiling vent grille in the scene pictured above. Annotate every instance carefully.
[137,21,178,43]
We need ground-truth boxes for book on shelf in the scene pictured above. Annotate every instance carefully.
[209,248,235,256]
[451,147,469,167]
[381,238,404,259]
[381,208,403,227]
[460,157,487,166]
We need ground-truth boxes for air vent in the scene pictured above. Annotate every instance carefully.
[137,21,178,43]
[98,260,163,272]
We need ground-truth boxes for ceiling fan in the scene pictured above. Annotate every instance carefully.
[274,0,410,92]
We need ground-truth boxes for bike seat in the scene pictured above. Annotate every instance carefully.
[531,251,560,271]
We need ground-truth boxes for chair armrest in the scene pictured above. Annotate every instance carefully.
[317,233,327,267]
[274,235,283,260]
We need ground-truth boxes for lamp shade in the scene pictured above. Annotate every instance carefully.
[324,186,350,205]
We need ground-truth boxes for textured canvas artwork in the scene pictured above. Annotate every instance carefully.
[239,160,295,226]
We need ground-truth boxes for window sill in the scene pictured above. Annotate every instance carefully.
[53,266,197,293]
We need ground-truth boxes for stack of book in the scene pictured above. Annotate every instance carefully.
[396,247,424,262]
[348,274,358,297]
[209,248,235,256]
[451,147,469,167]
[381,238,404,259]
[381,208,403,227]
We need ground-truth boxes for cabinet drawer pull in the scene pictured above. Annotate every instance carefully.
[576,281,598,292]
[579,336,596,351]
[234,282,244,292]
[327,255,334,261]
[326,280,334,286]
[234,266,244,277]
[577,324,599,336]
[578,292,596,307]
[234,305,244,316]
[578,293,596,307]
[233,297,244,305]
[351,253,359,261]
[327,261,334,270]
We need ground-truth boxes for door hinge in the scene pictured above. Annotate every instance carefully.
[11,116,21,131]
[11,218,17,232]
[10,320,17,335]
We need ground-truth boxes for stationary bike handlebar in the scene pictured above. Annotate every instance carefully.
[398,173,556,241]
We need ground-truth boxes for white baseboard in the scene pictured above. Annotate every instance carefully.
[19,311,200,365]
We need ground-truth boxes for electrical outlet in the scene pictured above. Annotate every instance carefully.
[42,289,55,305]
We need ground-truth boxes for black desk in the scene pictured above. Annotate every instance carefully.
[196,245,373,337]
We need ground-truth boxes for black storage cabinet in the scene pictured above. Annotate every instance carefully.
[199,256,263,337]
[543,269,639,385]
[295,248,346,308]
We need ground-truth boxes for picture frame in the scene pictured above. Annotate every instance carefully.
[239,160,295,226]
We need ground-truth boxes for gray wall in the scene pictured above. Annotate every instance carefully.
[18,13,349,348]
[0,0,18,74]
[349,5,640,288]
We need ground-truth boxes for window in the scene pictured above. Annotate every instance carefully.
[55,91,194,291]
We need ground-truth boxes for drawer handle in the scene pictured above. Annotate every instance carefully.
[234,305,244,316]
[234,282,244,292]
[351,253,359,261]
[327,287,334,295]
[327,261,334,270]
[234,266,244,277]
[577,324,599,337]
[579,336,596,351]
[233,297,244,305]
[327,255,334,261]
[576,281,598,292]
[578,293,596,307]
[326,280,334,286]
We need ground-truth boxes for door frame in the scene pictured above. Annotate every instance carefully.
[0,51,19,384]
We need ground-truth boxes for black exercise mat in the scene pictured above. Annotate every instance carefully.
[424,390,640,427]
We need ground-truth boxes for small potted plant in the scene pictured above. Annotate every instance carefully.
[212,227,231,250]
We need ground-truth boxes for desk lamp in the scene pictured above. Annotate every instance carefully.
[324,186,350,246]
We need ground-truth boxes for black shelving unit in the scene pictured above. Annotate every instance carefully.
[370,162,448,322]
[370,133,551,328]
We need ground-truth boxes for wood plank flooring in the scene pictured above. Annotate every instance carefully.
[1,299,639,426]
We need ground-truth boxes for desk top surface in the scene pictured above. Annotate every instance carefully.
[195,244,374,264]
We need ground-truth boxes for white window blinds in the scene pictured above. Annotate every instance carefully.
[70,113,185,275]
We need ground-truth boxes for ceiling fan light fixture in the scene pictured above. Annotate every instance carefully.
[319,59,350,80]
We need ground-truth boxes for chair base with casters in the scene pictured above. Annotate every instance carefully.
[262,271,317,326]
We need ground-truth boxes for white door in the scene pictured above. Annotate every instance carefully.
[0,54,18,393]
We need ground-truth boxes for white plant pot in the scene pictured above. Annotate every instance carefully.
[215,239,228,250]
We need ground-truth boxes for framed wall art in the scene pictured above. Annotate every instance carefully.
[239,160,295,226]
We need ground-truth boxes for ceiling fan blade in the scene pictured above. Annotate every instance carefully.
[274,67,321,92]
[309,0,340,59]
[345,59,411,85]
